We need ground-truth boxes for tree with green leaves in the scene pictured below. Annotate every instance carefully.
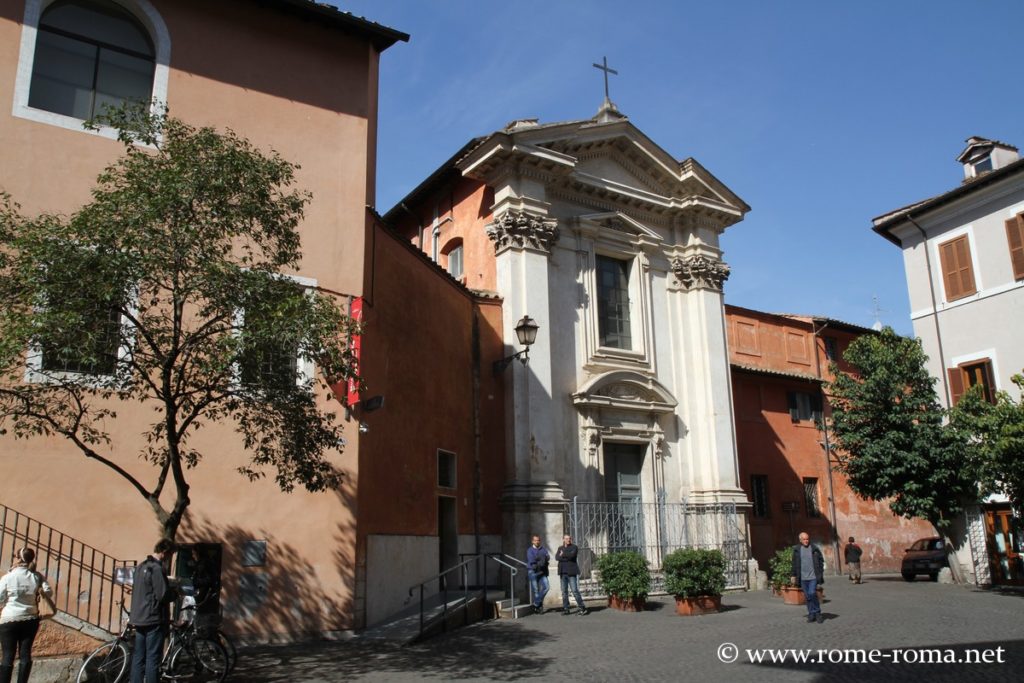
[951,374,1024,514]
[826,328,974,531]
[0,106,357,540]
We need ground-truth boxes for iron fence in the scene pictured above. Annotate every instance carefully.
[567,496,747,592]
[0,504,133,633]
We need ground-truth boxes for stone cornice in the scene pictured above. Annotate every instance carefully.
[671,254,730,292]
[485,210,559,254]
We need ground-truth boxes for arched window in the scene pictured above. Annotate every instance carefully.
[28,0,156,120]
[442,240,464,280]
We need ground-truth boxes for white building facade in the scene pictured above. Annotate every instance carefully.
[388,102,753,600]
[873,136,1024,586]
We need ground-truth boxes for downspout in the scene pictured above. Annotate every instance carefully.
[471,311,482,565]
[905,215,969,585]
[811,319,841,573]
[905,215,952,408]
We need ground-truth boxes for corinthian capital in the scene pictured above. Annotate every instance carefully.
[671,254,730,291]
[485,210,559,253]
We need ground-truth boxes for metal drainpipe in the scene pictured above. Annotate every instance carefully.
[811,319,842,573]
[905,215,952,408]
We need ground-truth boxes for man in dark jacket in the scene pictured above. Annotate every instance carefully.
[130,539,177,683]
[790,532,825,624]
[526,535,550,614]
[844,536,863,584]
[555,535,589,615]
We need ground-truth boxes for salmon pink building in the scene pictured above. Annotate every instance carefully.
[0,0,493,644]
[726,305,936,575]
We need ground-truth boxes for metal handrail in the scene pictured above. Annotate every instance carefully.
[484,554,526,619]
[0,503,134,633]
[407,557,481,638]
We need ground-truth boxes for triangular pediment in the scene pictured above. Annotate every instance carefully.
[575,153,672,196]
[576,211,662,242]
[444,115,749,227]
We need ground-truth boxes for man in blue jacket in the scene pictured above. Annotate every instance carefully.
[129,539,177,683]
[790,532,825,624]
[526,535,550,614]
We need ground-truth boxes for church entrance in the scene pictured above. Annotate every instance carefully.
[603,442,646,552]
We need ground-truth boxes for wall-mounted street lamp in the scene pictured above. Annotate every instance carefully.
[493,315,539,375]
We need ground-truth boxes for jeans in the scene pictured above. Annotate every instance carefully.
[528,571,549,607]
[560,574,585,610]
[0,618,40,683]
[131,624,167,683]
[801,579,820,616]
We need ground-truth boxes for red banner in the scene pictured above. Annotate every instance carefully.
[346,296,363,407]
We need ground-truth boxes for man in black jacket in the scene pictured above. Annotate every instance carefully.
[555,535,589,615]
[844,536,863,584]
[790,532,825,624]
[129,539,177,683]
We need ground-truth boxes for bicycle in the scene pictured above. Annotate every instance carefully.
[77,603,229,682]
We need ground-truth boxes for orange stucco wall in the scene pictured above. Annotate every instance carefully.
[393,177,497,291]
[727,306,935,576]
[0,0,387,637]
[358,217,505,541]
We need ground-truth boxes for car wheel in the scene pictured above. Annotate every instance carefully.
[901,571,915,581]
[930,572,939,581]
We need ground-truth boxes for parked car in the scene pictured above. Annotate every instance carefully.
[901,537,949,581]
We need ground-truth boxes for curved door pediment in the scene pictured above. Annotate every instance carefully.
[572,370,677,414]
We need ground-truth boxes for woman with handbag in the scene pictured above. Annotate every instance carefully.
[0,548,54,683]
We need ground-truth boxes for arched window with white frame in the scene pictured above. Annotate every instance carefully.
[13,0,170,137]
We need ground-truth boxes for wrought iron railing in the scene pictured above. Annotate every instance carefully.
[567,496,748,590]
[407,557,482,640]
[0,504,134,633]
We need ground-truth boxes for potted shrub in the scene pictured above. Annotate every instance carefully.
[768,548,792,597]
[663,548,726,616]
[595,550,650,611]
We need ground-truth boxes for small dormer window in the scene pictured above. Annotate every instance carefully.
[972,155,993,176]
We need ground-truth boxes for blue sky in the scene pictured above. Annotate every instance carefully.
[341,0,1024,334]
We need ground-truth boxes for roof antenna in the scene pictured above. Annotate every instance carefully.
[870,295,886,331]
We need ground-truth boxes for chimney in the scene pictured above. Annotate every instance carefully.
[956,136,1019,182]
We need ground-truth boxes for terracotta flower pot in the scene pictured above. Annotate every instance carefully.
[782,585,825,605]
[607,594,646,612]
[675,595,721,616]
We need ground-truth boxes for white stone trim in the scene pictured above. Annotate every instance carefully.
[909,278,1024,319]
[12,0,171,140]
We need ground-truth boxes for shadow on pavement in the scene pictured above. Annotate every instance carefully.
[234,620,553,681]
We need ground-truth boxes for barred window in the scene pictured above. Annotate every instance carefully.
[803,477,820,518]
[750,475,770,518]
[39,295,123,376]
[437,450,456,488]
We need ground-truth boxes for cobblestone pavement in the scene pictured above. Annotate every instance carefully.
[233,576,1024,682]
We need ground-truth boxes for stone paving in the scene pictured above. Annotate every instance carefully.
[232,575,1024,682]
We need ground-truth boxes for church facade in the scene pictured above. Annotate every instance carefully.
[386,100,753,597]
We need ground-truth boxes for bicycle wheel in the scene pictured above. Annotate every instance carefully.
[167,637,228,682]
[216,631,237,674]
[77,640,129,683]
